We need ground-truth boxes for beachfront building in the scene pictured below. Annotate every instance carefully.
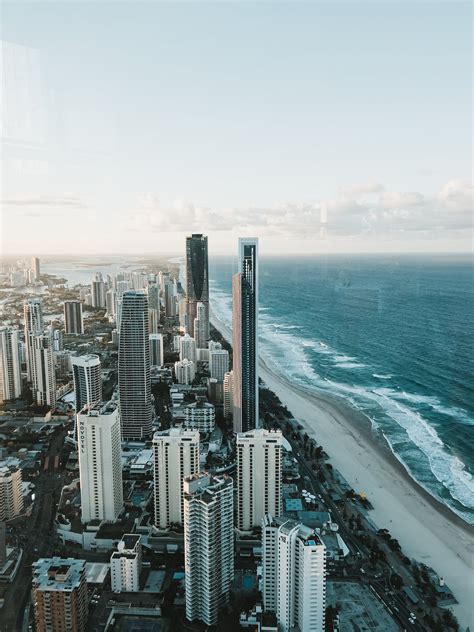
[153,428,199,529]
[262,515,326,632]
[64,300,84,335]
[72,354,102,413]
[209,346,230,381]
[184,472,234,626]
[77,402,123,524]
[223,370,234,420]
[118,291,153,439]
[0,327,21,402]
[186,234,209,340]
[236,428,283,531]
[110,534,142,593]
[184,398,215,433]
[193,301,208,349]
[32,558,88,632]
[174,359,195,385]
[232,238,259,433]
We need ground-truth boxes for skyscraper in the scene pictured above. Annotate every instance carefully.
[186,234,209,340]
[24,298,44,382]
[91,273,106,308]
[77,402,123,523]
[32,558,88,632]
[193,301,208,349]
[223,370,234,420]
[232,237,259,433]
[184,472,234,626]
[72,354,102,413]
[153,428,199,529]
[262,515,326,632]
[149,333,164,368]
[179,333,197,363]
[209,346,230,381]
[110,535,142,593]
[236,428,283,531]
[0,327,21,402]
[32,334,56,408]
[31,256,40,281]
[174,359,195,385]
[64,300,84,335]
[118,291,153,439]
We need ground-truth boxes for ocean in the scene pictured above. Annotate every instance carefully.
[209,254,474,525]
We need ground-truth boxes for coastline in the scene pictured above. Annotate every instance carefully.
[210,309,474,629]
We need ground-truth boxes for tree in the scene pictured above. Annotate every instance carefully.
[391,573,403,590]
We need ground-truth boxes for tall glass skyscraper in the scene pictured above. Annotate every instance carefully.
[118,291,153,439]
[185,234,209,340]
[232,237,259,433]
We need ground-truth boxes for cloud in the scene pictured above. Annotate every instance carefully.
[1,195,85,208]
[127,179,473,240]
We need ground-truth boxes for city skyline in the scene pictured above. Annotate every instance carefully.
[1,3,472,256]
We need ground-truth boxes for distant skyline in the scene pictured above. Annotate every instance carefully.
[1,2,472,255]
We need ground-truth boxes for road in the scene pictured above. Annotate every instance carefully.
[0,429,67,632]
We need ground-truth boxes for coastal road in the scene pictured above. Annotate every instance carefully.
[0,429,67,632]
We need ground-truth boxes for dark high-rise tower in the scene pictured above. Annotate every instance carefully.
[185,234,209,344]
[118,291,153,439]
[232,238,259,433]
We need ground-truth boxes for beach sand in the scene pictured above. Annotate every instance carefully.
[211,311,474,628]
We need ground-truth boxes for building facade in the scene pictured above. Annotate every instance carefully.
[32,334,56,408]
[236,429,283,531]
[110,534,142,593]
[209,347,230,381]
[185,234,209,340]
[0,327,21,402]
[24,298,44,382]
[149,333,164,368]
[153,428,199,529]
[77,402,123,524]
[64,300,83,335]
[174,359,195,385]
[223,370,234,420]
[179,333,197,363]
[184,472,234,627]
[193,301,208,349]
[118,291,153,439]
[232,238,259,433]
[183,399,215,433]
[262,515,326,632]
[32,558,88,632]
[72,354,102,413]
[0,464,23,521]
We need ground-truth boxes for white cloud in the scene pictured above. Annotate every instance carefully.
[124,179,473,240]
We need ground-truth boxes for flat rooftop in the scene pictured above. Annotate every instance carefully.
[32,558,85,592]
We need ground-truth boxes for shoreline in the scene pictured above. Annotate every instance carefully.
[210,310,474,628]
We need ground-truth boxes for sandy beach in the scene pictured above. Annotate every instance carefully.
[211,311,474,629]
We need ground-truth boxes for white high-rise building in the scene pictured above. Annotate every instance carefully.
[91,273,106,308]
[184,399,215,433]
[148,308,160,334]
[174,359,195,385]
[31,257,40,281]
[236,429,283,531]
[223,371,234,420]
[24,298,44,382]
[72,355,102,413]
[77,402,123,524]
[0,463,24,520]
[149,334,164,368]
[153,428,199,529]
[209,348,230,381]
[262,515,326,632]
[110,534,142,593]
[64,300,84,335]
[32,334,56,408]
[0,327,21,402]
[179,333,196,363]
[184,472,234,627]
[118,291,153,440]
[193,301,208,349]
[106,289,117,318]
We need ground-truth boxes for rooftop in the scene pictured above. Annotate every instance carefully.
[32,558,86,592]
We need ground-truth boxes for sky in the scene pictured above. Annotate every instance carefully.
[1,1,472,256]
